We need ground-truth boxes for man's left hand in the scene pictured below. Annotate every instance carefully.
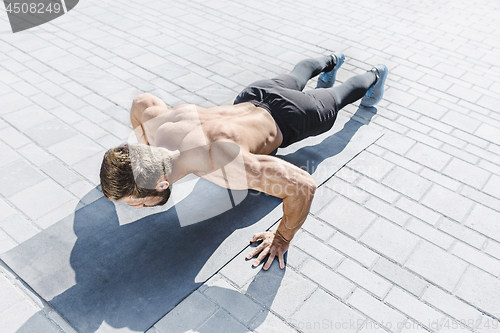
[246,231,290,270]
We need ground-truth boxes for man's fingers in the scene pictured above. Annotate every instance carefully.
[250,232,265,242]
[263,251,276,270]
[253,248,270,267]
[246,243,265,259]
[278,253,285,269]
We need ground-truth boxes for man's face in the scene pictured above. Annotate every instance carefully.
[120,194,166,209]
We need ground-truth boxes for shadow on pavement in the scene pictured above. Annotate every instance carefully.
[280,106,378,178]
[11,106,377,333]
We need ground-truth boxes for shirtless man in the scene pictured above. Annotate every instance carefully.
[100,53,388,270]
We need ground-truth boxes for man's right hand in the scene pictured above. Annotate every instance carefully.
[246,230,290,270]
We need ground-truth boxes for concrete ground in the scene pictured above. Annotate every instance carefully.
[1,0,500,332]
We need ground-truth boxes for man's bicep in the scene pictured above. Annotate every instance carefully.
[243,153,316,199]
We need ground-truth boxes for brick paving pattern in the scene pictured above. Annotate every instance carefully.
[1,0,500,332]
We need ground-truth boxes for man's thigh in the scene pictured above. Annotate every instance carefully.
[249,74,301,91]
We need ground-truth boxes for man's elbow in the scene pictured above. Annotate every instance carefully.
[300,178,316,200]
[308,180,317,198]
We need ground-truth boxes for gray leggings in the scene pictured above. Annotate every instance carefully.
[234,56,377,147]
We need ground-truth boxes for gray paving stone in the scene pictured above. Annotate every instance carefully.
[0,159,47,197]
[406,143,452,172]
[196,308,251,333]
[0,228,17,254]
[154,290,218,333]
[382,167,432,201]
[3,107,55,132]
[0,215,39,244]
[405,241,468,291]
[290,289,364,333]
[360,218,420,264]
[421,185,474,222]
[475,315,500,333]
[420,167,462,192]
[328,232,379,268]
[294,232,344,269]
[0,91,34,115]
[24,118,78,148]
[337,259,391,299]
[438,218,486,250]
[475,123,500,146]
[250,310,297,333]
[10,311,63,333]
[384,88,418,108]
[395,196,442,226]
[40,160,81,187]
[483,175,500,200]
[373,257,427,297]
[364,197,411,226]
[325,177,369,204]
[71,152,106,185]
[346,151,394,181]
[336,167,362,184]
[244,265,316,319]
[442,143,481,165]
[407,129,443,149]
[73,119,109,140]
[451,242,500,276]
[485,240,500,261]
[0,141,20,169]
[0,199,16,222]
[9,179,75,221]
[465,204,500,243]
[301,215,335,242]
[0,127,31,149]
[318,196,377,239]
[309,185,337,215]
[17,144,54,168]
[460,185,500,216]
[33,198,80,230]
[383,151,423,174]
[441,111,482,134]
[422,285,482,326]
[0,299,39,333]
[99,118,131,140]
[203,278,262,326]
[348,288,407,332]
[455,266,500,318]
[406,218,454,250]
[48,134,104,166]
[0,274,24,313]
[300,259,355,300]
[385,288,444,331]
[442,158,491,189]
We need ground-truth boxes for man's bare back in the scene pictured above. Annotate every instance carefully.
[132,96,283,155]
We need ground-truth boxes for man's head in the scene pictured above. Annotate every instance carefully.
[100,143,172,208]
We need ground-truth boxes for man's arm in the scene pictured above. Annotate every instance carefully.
[242,152,316,270]
[198,144,316,270]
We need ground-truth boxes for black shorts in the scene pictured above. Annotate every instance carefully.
[233,75,339,148]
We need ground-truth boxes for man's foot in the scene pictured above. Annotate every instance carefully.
[316,52,345,89]
[360,64,388,107]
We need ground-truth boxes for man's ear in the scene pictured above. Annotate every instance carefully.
[155,176,170,192]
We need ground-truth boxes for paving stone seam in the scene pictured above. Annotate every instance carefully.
[0,137,93,222]
[204,272,310,333]
[347,187,500,277]
[313,200,500,293]
[0,260,75,333]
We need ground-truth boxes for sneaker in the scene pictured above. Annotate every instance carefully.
[316,52,345,89]
[360,64,388,107]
